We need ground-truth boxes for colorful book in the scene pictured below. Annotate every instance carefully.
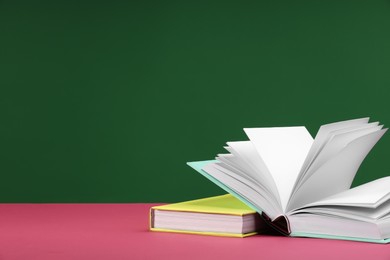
[150,194,267,237]
[188,118,390,243]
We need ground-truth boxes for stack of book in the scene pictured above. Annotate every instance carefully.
[150,118,390,243]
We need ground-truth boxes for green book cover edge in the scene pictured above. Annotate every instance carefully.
[187,160,263,214]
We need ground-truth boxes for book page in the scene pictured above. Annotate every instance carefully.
[287,129,387,212]
[244,127,313,211]
[305,176,390,208]
[296,123,382,189]
[222,141,281,206]
[291,118,370,195]
[216,154,279,206]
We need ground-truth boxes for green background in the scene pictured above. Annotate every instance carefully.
[1,0,390,202]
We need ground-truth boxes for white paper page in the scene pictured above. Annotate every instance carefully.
[297,124,383,187]
[300,121,378,183]
[291,199,390,220]
[225,141,281,205]
[244,127,313,211]
[306,176,390,208]
[213,163,281,213]
[287,129,387,212]
[289,214,382,240]
[294,118,370,188]
[216,153,253,180]
[216,154,279,205]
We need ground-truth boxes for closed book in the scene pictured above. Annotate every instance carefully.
[150,194,266,237]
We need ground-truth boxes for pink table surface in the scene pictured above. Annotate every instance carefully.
[0,203,389,260]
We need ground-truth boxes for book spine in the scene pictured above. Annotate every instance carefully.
[261,212,291,236]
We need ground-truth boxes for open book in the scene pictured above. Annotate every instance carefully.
[188,118,390,243]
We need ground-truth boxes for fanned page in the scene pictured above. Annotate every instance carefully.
[217,141,281,210]
[292,118,370,190]
[200,119,386,217]
[243,127,313,211]
[201,127,313,219]
[189,117,390,242]
[287,122,387,211]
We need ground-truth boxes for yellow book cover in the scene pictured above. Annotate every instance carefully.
[150,194,264,237]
